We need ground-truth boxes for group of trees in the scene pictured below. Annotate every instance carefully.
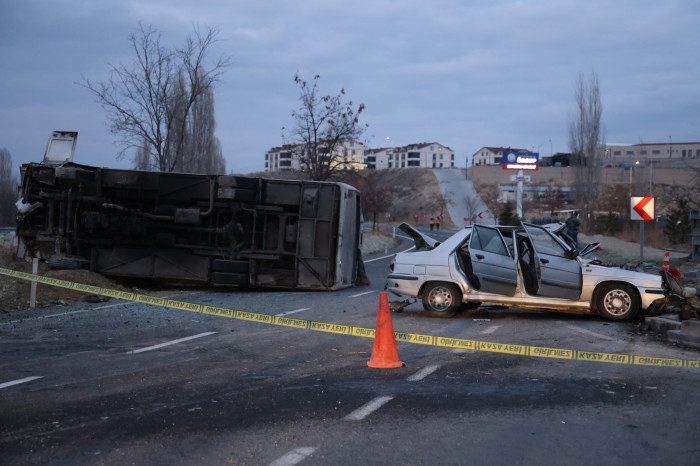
[80,24,229,174]
[82,24,368,181]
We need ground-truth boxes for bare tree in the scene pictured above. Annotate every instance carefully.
[342,171,392,230]
[568,71,605,232]
[132,138,155,171]
[283,74,367,181]
[462,194,482,225]
[473,182,501,222]
[79,23,230,172]
[541,180,566,217]
[0,148,17,226]
[185,81,226,174]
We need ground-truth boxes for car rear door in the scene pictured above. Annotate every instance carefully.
[522,223,582,300]
[468,224,517,296]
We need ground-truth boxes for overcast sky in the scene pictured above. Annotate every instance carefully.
[1,0,698,175]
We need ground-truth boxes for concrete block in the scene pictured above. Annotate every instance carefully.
[679,331,700,350]
[667,329,681,345]
[644,314,682,338]
[680,319,700,338]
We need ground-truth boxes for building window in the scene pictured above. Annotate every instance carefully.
[408,152,420,159]
[408,160,420,167]
[652,150,660,155]
[640,150,647,155]
[614,151,622,156]
[626,151,634,155]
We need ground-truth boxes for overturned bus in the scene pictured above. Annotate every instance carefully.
[15,131,366,290]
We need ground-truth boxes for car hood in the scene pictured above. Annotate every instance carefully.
[397,222,441,251]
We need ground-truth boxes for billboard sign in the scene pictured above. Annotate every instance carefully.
[502,151,539,170]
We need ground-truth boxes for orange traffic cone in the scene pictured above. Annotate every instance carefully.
[368,293,405,368]
[661,251,670,271]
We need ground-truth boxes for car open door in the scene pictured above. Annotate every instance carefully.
[468,224,517,296]
[522,223,582,300]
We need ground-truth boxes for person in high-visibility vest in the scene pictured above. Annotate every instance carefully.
[429,217,435,231]
[436,216,441,231]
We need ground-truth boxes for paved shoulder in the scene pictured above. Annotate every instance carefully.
[432,168,494,226]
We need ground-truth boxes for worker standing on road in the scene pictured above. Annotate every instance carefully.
[429,217,435,231]
[566,211,580,247]
[436,215,441,231]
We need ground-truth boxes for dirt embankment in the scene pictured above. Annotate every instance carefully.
[0,250,134,312]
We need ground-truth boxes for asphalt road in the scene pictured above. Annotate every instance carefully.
[1,233,699,465]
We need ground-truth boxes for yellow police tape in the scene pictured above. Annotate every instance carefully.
[2,266,699,369]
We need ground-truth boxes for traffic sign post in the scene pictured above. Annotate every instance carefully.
[631,197,654,263]
[502,152,538,219]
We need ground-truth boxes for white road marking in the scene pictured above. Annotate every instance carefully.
[345,395,395,421]
[0,376,44,389]
[406,364,440,382]
[127,332,217,354]
[480,325,501,335]
[276,308,311,317]
[561,322,616,341]
[348,290,375,298]
[269,447,317,466]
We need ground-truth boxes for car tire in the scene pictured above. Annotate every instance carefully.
[422,282,462,317]
[595,282,640,321]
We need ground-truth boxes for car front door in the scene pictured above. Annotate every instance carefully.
[468,225,517,296]
[522,223,582,300]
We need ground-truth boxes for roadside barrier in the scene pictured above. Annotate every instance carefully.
[2,266,700,370]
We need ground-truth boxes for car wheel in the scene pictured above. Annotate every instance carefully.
[422,282,462,317]
[596,282,640,321]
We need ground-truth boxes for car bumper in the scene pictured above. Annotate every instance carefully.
[386,274,422,298]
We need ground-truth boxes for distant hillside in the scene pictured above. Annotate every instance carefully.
[243,168,451,227]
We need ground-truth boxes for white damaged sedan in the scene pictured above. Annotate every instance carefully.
[386,222,674,320]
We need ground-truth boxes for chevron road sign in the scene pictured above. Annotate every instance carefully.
[631,196,654,221]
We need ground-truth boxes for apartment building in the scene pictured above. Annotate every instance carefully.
[265,140,366,172]
[364,147,393,169]
[379,142,455,169]
[604,142,700,163]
